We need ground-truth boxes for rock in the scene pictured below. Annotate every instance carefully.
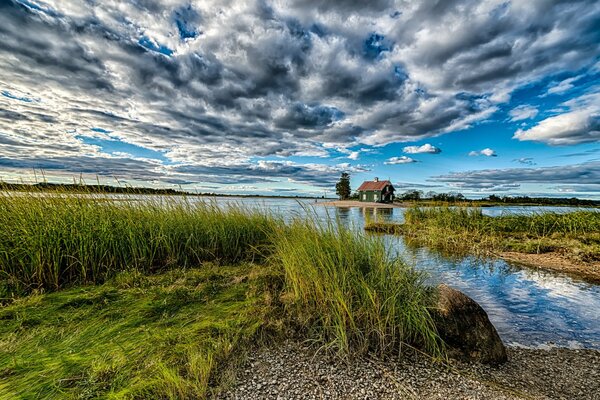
[432,284,508,364]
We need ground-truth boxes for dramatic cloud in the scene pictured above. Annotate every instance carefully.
[514,91,600,145]
[509,105,538,121]
[469,148,497,157]
[431,161,600,192]
[403,143,441,154]
[1,0,600,190]
[384,156,417,164]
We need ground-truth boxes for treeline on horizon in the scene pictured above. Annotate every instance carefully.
[0,182,315,198]
[0,182,597,206]
[392,190,600,207]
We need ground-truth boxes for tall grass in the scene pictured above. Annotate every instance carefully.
[273,217,441,356]
[396,206,600,262]
[0,192,277,296]
[404,206,600,236]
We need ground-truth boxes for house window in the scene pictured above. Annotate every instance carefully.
[375,194,378,200]
[362,193,366,200]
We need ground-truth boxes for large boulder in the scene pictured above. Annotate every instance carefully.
[432,284,507,364]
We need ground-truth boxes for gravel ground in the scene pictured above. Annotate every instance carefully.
[218,341,600,399]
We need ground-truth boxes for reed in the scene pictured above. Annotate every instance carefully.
[372,206,600,263]
[0,191,441,373]
[0,191,278,297]
[273,217,441,356]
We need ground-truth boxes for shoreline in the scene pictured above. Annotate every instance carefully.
[498,251,600,283]
[365,215,600,283]
[220,341,600,399]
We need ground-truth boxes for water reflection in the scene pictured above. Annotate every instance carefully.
[390,236,600,349]
[335,207,351,222]
[358,206,394,222]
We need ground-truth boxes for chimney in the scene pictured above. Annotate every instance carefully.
[374,177,379,182]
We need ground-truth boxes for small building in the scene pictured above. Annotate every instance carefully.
[357,178,395,203]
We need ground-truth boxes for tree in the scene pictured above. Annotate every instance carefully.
[335,172,351,200]
[400,189,422,201]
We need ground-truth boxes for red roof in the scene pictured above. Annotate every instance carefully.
[357,180,393,191]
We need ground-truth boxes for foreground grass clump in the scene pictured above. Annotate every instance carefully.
[367,207,600,264]
[0,264,278,399]
[274,218,441,356]
[0,193,277,297]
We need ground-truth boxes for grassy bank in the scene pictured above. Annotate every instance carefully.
[0,264,277,399]
[366,207,600,280]
[0,193,441,398]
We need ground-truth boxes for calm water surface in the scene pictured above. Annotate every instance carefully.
[86,194,600,349]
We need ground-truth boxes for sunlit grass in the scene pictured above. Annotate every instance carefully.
[272,217,441,356]
[0,191,442,398]
[0,264,278,399]
[0,192,277,297]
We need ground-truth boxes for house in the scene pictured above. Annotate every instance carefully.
[357,177,395,203]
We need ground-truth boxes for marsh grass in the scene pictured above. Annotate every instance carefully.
[0,191,442,398]
[272,217,441,357]
[0,191,277,297]
[367,206,600,263]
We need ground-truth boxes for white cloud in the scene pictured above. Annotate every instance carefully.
[2,0,600,188]
[514,108,600,145]
[347,151,360,160]
[469,148,497,157]
[403,143,441,154]
[509,105,539,121]
[431,161,600,192]
[384,156,417,165]
[545,77,579,96]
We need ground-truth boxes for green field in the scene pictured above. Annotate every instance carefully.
[0,193,441,398]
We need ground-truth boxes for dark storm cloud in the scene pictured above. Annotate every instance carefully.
[289,0,393,14]
[1,0,600,187]
[172,161,369,188]
[275,103,344,129]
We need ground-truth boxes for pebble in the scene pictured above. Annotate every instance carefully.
[218,341,600,399]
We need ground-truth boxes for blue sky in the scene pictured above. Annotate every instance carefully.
[0,0,599,197]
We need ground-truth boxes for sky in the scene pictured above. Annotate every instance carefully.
[0,0,599,198]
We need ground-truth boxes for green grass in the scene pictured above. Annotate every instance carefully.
[366,206,600,263]
[273,217,440,356]
[0,192,442,398]
[0,193,277,298]
[0,264,278,399]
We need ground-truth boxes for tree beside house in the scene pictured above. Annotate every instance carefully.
[335,172,351,200]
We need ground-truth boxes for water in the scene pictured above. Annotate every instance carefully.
[203,197,600,349]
